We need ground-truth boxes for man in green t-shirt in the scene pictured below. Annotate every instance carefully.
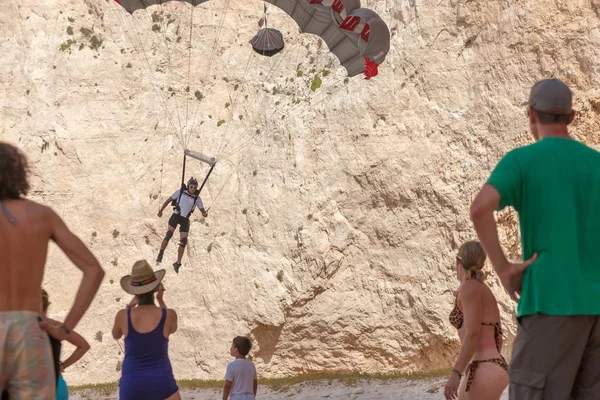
[470,79,600,399]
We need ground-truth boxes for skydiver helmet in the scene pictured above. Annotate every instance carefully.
[187,177,199,188]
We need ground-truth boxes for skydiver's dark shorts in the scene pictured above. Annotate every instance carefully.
[168,213,190,233]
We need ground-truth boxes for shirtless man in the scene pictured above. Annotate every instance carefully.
[0,142,105,399]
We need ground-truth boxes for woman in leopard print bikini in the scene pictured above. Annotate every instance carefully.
[443,241,508,400]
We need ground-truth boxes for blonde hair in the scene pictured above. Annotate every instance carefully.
[457,241,486,281]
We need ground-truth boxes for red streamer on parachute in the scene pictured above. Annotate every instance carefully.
[363,57,378,80]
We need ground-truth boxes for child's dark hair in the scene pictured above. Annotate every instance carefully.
[233,336,252,356]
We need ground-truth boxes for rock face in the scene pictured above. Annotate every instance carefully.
[2,0,600,386]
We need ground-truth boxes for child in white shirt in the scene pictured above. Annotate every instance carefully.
[223,336,257,400]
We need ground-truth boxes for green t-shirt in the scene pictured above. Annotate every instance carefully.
[487,137,600,317]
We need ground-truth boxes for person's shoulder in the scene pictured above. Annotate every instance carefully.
[21,199,53,214]
[575,140,600,156]
[458,279,484,298]
[25,201,61,226]
[493,143,543,171]
[505,143,537,159]
[166,308,178,317]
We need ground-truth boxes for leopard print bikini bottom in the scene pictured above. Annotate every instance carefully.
[465,356,508,392]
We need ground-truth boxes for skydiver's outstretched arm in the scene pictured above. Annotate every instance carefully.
[158,197,173,218]
[196,198,208,218]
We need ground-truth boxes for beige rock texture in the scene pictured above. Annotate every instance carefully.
[2,0,600,387]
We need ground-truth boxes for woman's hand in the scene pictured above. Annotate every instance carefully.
[444,370,461,400]
[157,283,165,302]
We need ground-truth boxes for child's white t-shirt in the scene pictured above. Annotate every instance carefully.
[225,359,257,395]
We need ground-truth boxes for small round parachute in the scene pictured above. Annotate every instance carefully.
[251,28,285,57]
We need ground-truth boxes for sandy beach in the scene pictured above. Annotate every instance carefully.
[71,377,509,399]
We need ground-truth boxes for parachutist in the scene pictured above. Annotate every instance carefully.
[157,177,207,271]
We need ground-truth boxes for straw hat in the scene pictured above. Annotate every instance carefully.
[120,260,166,295]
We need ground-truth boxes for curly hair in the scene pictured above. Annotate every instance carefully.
[0,142,30,200]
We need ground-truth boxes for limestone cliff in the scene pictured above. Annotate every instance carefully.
[2,0,600,385]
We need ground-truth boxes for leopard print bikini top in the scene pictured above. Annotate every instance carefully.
[449,296,503,353]
[449,297,464,329]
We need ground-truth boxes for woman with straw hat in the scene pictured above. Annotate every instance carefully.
[112,260,180,400]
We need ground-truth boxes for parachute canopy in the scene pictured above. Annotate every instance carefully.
[114,0,390,79]
[251,28,285,57]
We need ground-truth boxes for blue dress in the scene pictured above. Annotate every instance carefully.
[119,308,179,400]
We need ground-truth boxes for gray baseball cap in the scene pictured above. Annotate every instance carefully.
[521,78,573,115]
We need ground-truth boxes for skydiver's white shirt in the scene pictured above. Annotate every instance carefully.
[171,189,204,217]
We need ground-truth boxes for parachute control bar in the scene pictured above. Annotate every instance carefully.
[184,149,217,167]
[175,149,216,216]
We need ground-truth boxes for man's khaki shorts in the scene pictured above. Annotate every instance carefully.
[509,314,600,400]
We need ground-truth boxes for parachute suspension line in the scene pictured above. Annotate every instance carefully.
[263,4,269,29]
[205,144,251,213]
[109,5,180,137]
[220,79,349,161]
[217,18,350,162]
[158,116,170,196]
[205,0,231,78]
[217,50,289,161]
[174,152,188,213]
[183,5,196,151]
[187,97,204,151]
[103,4,180,179]
[152,0,188,149]
[186,0,232,156]
[213,0,282,157]
[127,4,185,138]
[214,48,257,161]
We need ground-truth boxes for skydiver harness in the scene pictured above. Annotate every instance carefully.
[172,190,202,219]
